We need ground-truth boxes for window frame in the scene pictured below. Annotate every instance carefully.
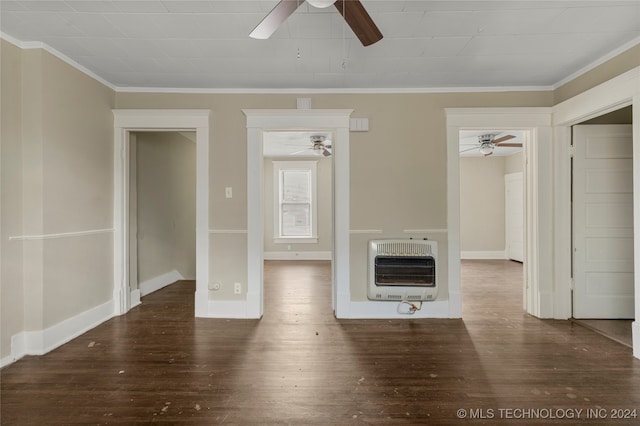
[273,160,318,244]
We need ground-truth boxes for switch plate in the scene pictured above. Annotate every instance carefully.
[234,282,241,294]
[225,187,232,198]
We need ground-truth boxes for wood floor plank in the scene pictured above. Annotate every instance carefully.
[2,260,640,424]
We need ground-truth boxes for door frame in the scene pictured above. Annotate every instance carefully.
[112,109,211,316]
[505,171,524,264]
[243,109,352,318]
[553,67,640,357]
[446,108,553,318]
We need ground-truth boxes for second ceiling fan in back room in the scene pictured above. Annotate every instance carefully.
[460,134,522,157]
[250,0,383,46]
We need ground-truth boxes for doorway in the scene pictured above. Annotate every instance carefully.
[244,109,351,319]
[458,129,528,311]
[112,109,210,317]
[571,111,634,347]
[128,131,197,306]
[262,131,333,262]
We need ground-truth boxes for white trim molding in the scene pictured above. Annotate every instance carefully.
[460,251,507,260]
[446,107,552,321]
[139,270,185,297]
[9,228,113,241]
[112,109,211,318]
[0,300,114,368]
[264,251,332,261]
[209,229,248,234]
[403,229,448,234]
[551,65,640,358]
[243,109,352,319]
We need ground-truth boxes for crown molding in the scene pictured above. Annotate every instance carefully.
[1,32,117,91]
[2,32,638,95]
[552,35,640,90]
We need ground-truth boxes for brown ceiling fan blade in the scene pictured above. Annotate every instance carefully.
[250,0,303,40]
[334,0,383,46]
[496,143,523,148]
[492,134,516,144]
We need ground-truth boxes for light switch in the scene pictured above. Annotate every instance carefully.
[225,187,232,198]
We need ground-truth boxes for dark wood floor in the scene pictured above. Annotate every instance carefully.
[2,260,640,424]
[573,319,633,348]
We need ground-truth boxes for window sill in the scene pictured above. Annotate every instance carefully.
[274,237,318,244]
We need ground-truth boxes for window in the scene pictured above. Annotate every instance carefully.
[273,161,318,243]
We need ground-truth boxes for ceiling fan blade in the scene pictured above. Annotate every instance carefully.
[250,0,303,40]
[322,147,332,157]
[496,143,523,148]
[290,148,311,155]
[459,146,479,153]
[334,0,383,46]
[492,135,516,144]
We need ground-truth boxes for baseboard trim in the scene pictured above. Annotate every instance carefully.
[139,270,184,297]
[130,289,141,308]
[460,250,507,260]
[338,300,451,319]
[205,300,260,319]
[1,299,114,368]
[264,251,332,260]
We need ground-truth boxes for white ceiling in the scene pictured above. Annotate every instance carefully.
[2,1,639,91]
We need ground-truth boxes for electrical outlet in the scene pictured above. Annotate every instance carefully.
[234,282,241,294]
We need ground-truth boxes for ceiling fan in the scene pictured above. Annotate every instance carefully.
[250,0,383,47]
[290,135,332,157]
[460,133,522,157]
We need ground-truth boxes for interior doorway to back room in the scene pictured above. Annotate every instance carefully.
[128,131,197,305]
[261,130,334,314]
[458,130,527,311]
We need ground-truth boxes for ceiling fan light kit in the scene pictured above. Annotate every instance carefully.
[479,142,494,156]
[250,0,383,47]
[306,0,336,8]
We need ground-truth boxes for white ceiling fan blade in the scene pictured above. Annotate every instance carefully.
[250,0,303,40]
[459,146,479,153]
[290,148,311,155]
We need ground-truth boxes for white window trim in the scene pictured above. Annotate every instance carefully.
[273,160,318,244]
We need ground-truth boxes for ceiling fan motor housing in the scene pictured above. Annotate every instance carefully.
[478,133,497,144]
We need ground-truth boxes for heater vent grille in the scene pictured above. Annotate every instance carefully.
[375,241,433,257]
[368,239,438,302]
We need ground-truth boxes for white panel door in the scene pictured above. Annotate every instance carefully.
[505,172,524,262]
[573,125,634,319]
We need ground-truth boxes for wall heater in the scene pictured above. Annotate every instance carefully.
[368,239,437,301]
